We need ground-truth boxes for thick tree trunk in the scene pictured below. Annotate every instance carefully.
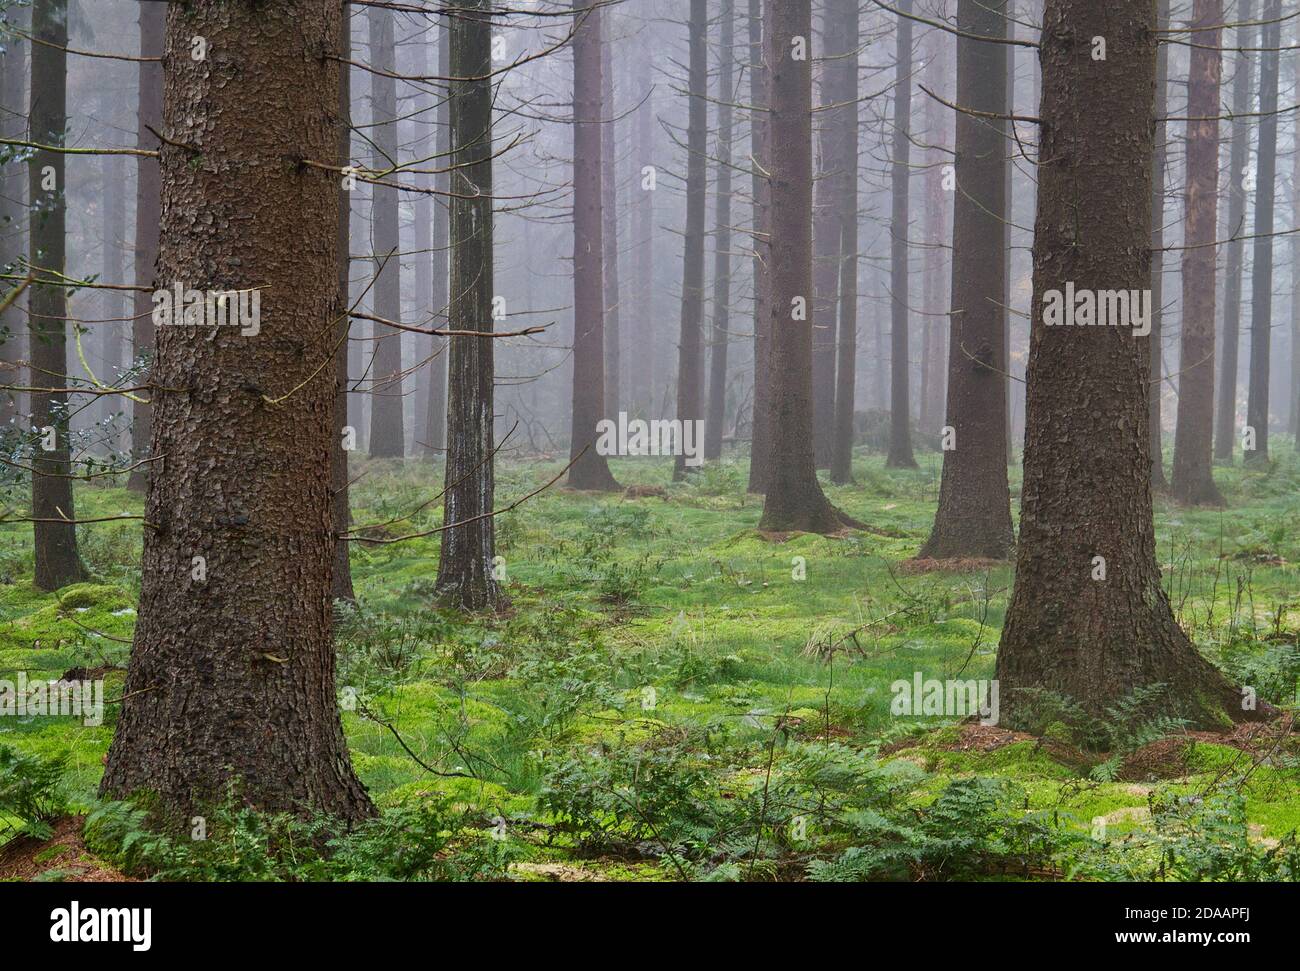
[1170,0,1226,505]
[746,0,772,493]
[566,0,619,490]
[885,0,917,469]
[917,0,1013,561]
[997,0,1249,730]
[0,12,24,431]
[828,0,859,485]
[1150,0,1170,487]
[126,1,163,494]
[673,0,708,482]
[366,4,404,459]
[757,0,850,534]
[101,0,373,820]
[28,0,86,591]
[705,0,735,463]
[423,20,451,461]
[332,8,354,603]
[1213,3,1254,464]
[436,0,502,610]
[1245,0,1281,466]
[601,24,621,420]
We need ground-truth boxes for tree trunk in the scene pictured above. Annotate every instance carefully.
[917,0,1013,561]
[28,0,87,591]
[634,44,655,417]
[566,0,619,490]
[705,0,735,463]
[673,0,708,482]
[757,0,851,534]
[885,0,917,469]
[126,0,163,494]
[366,3,404,459]
[1245,0,1280,466]
[1170,0,1225,506]
[436,0,503,611]
[409,29,434,454]
[0,15,26,431]
[98,87,127,448]
[1213,2,1254,464]
[101,0,373,820]
[423,20,450,461]
[601,22,621,420]
[746,0,772,493]
[1150,0,1171,486]
[828,0,859,485]
[1292,42,1300,438]
[997,0,1249,730]
[810,3,838,470]
[332,7,354,603]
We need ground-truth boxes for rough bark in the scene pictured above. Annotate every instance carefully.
[746,0,772,493]
[1170,0,1225,506]
[28,0,87,591]
[885,0,917,469]
[435,0,502,611]
[101,0,374,820]
[828,0,859,485]
[917,0,1013,561]
[705,0,735,463]
[997,0,1250,730]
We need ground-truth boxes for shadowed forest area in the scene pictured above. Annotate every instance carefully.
[0,0,1296,897]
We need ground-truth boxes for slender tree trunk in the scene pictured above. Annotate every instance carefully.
[1245,0,1281,466]
[1213,3,1255,464]
[917,0,1013,560]
[126,1,163,493]
[635,45,655,417]
[758,0,853,534]
[997,0,1251,730]
[746,0,773,493]
[1150,0,1171,486]
[0,10,24,432]
[1170,0,1226,506]
[28,0,86,590]
[885,0,917,469]
[673,0,708,481]
[423,21,451,461]
[828,0,859,485]
[706,0,735,462]
[101,0,374,819]
[810,3,838,470]
[98,87,127,446]
[436,0,503,610]
[567,0,619,490]
[410,30,434,454]
[1003,3,1015,463]
[332,7,355,602]
[919,19,948,437]
[601,22,621,420]
[1292,41,1300,438]
[366,4,404,459]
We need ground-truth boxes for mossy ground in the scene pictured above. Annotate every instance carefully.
[1,443,1297,880]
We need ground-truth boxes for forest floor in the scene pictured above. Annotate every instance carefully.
[0,445,1298,881]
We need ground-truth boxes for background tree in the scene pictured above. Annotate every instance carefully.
[705,0,735,464]
[1149,0,1170,486]
[885,0,916,470]
[422,21,451,461]
[828,0,859,485]
[332,7,354,602]
[746,0,772,493]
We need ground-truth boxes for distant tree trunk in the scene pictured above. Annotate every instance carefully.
[758,0,855,534]
[28,0,86,591]
[423,21,451,461]
[1213,2,1254,464]
[436,0,503,610]
[1150,0,1171,486]
[410,32,434,454]
[100,0,374,820]
[366,4,404,459]
[1003,4,1014,463]
[828,0,859,485]
[885,0,917,469]
[601,23,621,420]
[746,0,772,493]
[997,0,1251,730]
[0,10,24,430]
[919,19,948,438]
[332,10,355,602]
[126,0,163,494]
[567,0,619,490]
[98,87,126,446]
[1292,43,1300,438]
[810,3,838,470]
[635,45,655,417]
[705,0,735,462]
[917,0,1013,561]
[1245,0,1281,466]
[1170,0,1225,506]
[673,0,708,481]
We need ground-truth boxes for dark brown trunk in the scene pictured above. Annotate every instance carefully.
[828,0,859,485]
[917,0,1013,561]
[101,0,374,820]
[997,0,1249,730]
[705,0,735,463]
[885,0,917,469]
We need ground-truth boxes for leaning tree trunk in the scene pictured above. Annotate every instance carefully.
[1170,0,1225,506]
[126,0,163,494]
[673,0,708,481]
[566,0,619,490]
[1149,0,1171,486]
[746,0,773,493]
[435,0,503,611]
[423,20,451,461]
[1245,0,1281,466]
[332,8,354,602]
[601,24,621,420]
[916,0,1013,561]
[366,4,404,459]
[828,0,859,485]
[101,0,374,820]
[28,0,87,591]
[996,0,1252,730]
[757,0,854,534]
[1212,3,1254,464]
[885,0,917,469]
[705,0,735,463]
